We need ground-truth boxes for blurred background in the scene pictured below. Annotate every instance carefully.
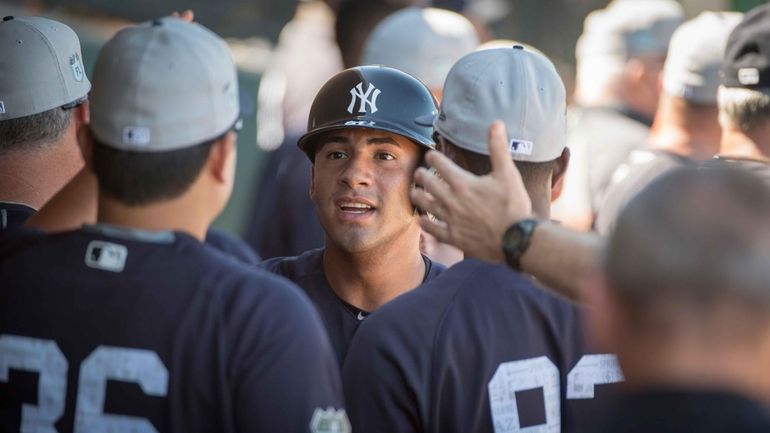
[0,0,765,243]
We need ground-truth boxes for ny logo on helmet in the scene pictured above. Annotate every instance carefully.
[347,82,381,114]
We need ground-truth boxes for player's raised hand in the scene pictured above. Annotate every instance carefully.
[411,120,533,262]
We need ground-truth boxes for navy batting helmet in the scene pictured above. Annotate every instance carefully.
[298,65,438,161]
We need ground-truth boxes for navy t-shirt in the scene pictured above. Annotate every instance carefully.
[0,225,346,433]
[342,259,623,433]
[0,201,36,233]
[260,248,446,365]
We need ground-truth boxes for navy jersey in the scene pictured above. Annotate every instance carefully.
[0,225,347,433]
[260,248,445,365]
[0,201,35,233]
[342,259,623,433]
[205,228,261,265]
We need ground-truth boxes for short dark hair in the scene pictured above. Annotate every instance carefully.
[92,137,216,206]
[606,165,770,323]
[0,107,73,154]
[441,139,557,188]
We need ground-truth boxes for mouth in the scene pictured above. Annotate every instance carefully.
[336,198,377,217]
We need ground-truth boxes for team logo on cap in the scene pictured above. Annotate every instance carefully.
[70,53,84,82]
[347,82,381,114]
[310,407,351,433]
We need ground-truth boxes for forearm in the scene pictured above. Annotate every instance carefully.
[519,222,604,302]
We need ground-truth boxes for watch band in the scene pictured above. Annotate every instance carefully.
[501,218,539,271]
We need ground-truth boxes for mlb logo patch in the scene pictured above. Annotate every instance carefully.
[85,241,128,272]
[122,126,151,146]
[738,68,760,86]
[0,101,5,114]
[509,139,534,156]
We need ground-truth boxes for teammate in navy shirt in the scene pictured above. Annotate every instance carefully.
[344,47,621,433]
[262,248,444,364]
[262,66,446,365]
[0,18,347,433]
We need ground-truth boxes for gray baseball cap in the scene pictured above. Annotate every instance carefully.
[361,7,479,91]
[90,18,239,152]
[0,16,91,121]
[421,46,566,162]
[576,0,684,62]
[663,11,743,105]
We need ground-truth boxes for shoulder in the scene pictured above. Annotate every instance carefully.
[259,247,325,279]
[205,228,261,265]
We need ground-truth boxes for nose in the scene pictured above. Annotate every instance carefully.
[339,151,373,189]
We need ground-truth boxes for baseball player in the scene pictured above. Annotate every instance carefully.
[0,16,90,232]
[260,65,446,365]
[0,18,346,433]
[343,47,622,433]
[0,15,260,265]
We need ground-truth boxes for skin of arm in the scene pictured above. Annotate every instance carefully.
[410,121,601,302]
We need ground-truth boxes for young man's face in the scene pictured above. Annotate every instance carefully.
[310,128,422,253]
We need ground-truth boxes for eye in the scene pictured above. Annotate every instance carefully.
[375,152,396,161]
[326,150,348,160]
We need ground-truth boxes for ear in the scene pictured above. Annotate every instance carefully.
[76,100,90,125]
[77,126,95,171]
[550,147,570,201]
[209,132,237,184]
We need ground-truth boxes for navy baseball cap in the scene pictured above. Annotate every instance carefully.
[722,3,770,89]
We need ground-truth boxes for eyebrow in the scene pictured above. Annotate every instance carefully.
[367,136,400,147]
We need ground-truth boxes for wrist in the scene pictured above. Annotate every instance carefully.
[501,218,540,271]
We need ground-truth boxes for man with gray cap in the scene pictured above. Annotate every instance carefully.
[0,16,90,232]
[342,46,620,433]
[595,11,742,235]
[0,17,347,433]
[554,0,683,230]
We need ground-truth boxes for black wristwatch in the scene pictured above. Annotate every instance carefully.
[501,218,539,271]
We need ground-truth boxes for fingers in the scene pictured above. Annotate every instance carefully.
[411,188,446,222]
[418,215,450,244]
[423,150,474,191]
[170,10,195,22]
[413,167,453,211]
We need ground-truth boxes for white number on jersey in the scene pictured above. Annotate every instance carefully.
[488,354,624,433]
[0,335,169,433]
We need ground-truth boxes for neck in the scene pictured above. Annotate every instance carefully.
[649,99,721,159]
[0,142,83,209]
[97,191,212,241]
[323,225,425,312]
[719,125,770,162]
[617,319,770,404]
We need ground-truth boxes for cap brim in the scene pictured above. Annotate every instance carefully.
[414,113,437,127]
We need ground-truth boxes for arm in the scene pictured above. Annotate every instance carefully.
[410,121,602,302]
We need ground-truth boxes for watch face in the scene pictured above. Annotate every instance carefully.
[504,227,524,248]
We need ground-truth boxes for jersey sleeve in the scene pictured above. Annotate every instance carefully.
[341,313,427,433]
[225,272,348,433]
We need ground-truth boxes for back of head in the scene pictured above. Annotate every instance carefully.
[718,3,770,134]
[433,46,566,164]
[360,7,479,91]
[0,16,90,153]
[606,165,770,329]
[663,11,742,107]
[574,0,683,104]
[89,18,240,206]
